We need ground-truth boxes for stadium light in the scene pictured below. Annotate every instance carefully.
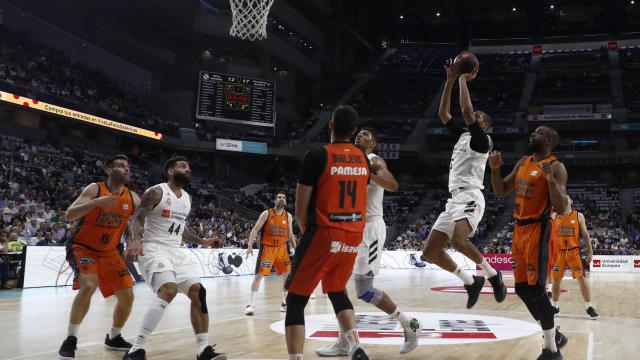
[632,0,635,4]
[436,12,441,16]
[399,15,404,19]
[550,5,555,9]
[512,7,517,11]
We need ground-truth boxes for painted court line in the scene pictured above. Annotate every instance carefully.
[4,316,248,360]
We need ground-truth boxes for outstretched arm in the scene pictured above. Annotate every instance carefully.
[438,59,458,125]
[369,157,399,192]
[458,71,478,127]
[489,153,526,198]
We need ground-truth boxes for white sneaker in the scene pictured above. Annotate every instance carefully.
[310,293,316,299]
[315,338,349,357]
[280,303,287,312]
[245,305,254,316]
[400,318,422,354]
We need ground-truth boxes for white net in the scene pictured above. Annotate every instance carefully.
[229,0,275,41]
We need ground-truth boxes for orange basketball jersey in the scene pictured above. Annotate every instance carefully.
[314,143,369,233]
[514,155,558,221]
[260,208,289,247]
[556,211,581,249]
[73,182,134,251]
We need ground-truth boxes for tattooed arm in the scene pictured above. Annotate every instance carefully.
[125,186,162,261]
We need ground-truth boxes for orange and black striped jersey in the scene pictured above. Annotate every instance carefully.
[73,182,134,251]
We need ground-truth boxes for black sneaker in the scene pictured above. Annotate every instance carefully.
[552,306,560,316]
[487,270,507,303]
[58,336,77,359]
[555,326,568,349]
[197,345,227,360]
[536,348,563,360]
[105,334,133,351]
[350,347,369,360]
[586,306,599,319]
[122,349,146,360]
[464,276,485,309]
[547,290,553,299]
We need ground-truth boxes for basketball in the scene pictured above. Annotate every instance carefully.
[453,51,480,74]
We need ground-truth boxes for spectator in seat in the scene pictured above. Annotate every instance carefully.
[30,230,44,246]
[35,231,55,246]
[8,233,24,251]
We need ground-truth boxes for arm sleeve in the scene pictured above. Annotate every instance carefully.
[299,149,326,186]
[446,120,465,140]
[468,121,491,153]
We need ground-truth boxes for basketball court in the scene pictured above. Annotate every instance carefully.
[2,267,638,359]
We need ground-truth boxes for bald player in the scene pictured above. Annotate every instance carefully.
[490,126,569,360]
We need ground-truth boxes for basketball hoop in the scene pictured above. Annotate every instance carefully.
[229,0,275,41]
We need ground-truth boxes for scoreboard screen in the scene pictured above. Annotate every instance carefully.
[196,71,275,127]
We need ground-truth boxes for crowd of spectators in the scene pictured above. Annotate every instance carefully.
[0,26,179,136]
[481,184,640,256]
[387,186,504,251]
[620,46,640,122]
[0,135,257,261]
[532,49,611,105]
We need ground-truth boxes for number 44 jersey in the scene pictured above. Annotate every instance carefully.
[143,183,192,247]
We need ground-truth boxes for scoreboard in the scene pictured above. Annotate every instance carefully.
[196,71,275,127]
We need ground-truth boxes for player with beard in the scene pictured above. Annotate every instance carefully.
[490,126,569,360]
[123,156,226,360]
[58,155,140,359]
[245,192,297,315]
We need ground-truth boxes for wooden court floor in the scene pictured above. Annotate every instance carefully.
[1,269,638,360]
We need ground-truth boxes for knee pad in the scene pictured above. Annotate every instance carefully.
[285,292,309,326]
[328,291,354,315]
[354,275,384,305]
[198,285,208,314]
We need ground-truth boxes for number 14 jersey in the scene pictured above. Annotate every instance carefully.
[143,183,191,247]
[313,143,370,233]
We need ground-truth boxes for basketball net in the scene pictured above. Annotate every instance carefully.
[229,0,275,41]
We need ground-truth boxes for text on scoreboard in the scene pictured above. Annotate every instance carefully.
[196,71,275,127]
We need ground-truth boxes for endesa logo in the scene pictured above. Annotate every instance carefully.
[634,260,640,268]
[592,259,602,268]
[270,312,539,346]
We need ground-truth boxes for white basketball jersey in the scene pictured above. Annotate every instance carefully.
[367,153,384,218]
[143,183,191,247]
[448,132,492,193]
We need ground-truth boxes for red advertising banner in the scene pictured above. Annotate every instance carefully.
[477,254,513,271]
[608,41,618,52]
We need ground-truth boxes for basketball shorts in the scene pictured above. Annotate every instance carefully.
[512,219,558,286]
[286,226,363,296]
[66,243,133,298]
[255,244,291,276]
[353,217,386,277]
[552,247,584,280]
[138,242,200,294]
[433,188,485,239]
